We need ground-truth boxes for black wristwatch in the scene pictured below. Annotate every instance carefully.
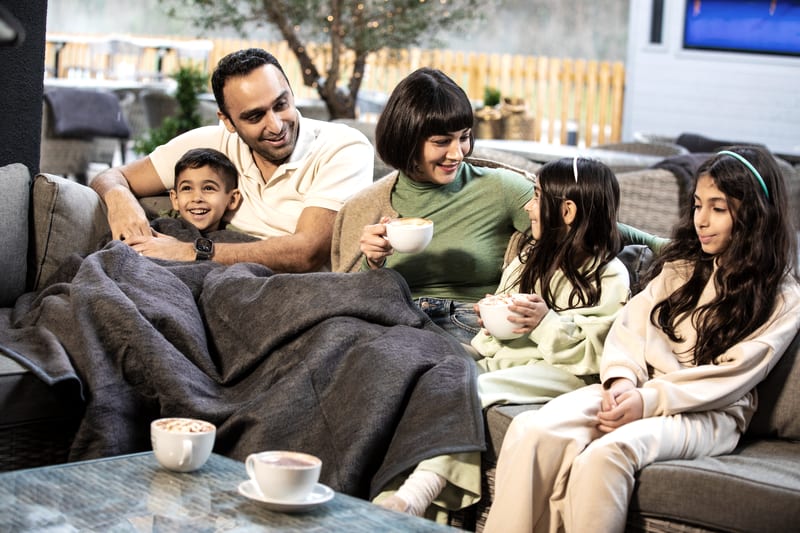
[194,237,214,261]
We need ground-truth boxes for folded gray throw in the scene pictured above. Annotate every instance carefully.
[2,242,484,498]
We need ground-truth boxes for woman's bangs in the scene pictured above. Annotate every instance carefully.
[423,91,474,135]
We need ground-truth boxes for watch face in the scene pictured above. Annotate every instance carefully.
[195,238,214,260]
[196,238,213,253]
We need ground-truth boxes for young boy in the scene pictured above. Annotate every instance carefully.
[148,148,258,255]
[167,147,242,233]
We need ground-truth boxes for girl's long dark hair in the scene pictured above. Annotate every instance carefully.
[647,146,796,366]
[516,158,622,310]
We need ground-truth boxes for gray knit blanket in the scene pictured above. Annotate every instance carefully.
[1,242,484,498]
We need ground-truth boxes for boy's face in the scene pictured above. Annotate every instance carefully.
[169,166,241,232]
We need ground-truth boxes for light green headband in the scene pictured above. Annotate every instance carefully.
[717,150,769,199]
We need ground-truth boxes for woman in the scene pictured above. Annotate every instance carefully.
[333,68,535,344]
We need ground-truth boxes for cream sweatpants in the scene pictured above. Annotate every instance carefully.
[484,383,742,533]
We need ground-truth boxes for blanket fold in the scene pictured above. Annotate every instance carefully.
[1,242,484,499]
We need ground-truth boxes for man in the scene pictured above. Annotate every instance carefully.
[91,48,373,272]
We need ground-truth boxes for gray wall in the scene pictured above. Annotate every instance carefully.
[0,0,47,173]
[622,0,800,154]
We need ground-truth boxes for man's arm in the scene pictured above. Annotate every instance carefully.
[215,206,336,272]
[130,206,337,273]
[91,157,168,240]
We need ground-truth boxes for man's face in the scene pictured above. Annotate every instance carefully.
[220,64,299,166]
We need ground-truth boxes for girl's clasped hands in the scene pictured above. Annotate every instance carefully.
[598,377,644,433]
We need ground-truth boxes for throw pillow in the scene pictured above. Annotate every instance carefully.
[31,174,110,290]
[0,163,31,306]
[747,329,800,440]
[43,88,131,139]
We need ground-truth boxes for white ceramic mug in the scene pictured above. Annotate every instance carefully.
[478,294,527,340]
[245,450,322,502]
[385,217,434,253]
[150,417,216,472]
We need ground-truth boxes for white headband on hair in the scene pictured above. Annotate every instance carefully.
[572,156,579,183]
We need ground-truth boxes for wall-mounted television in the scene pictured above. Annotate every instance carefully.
[683,0,800,57]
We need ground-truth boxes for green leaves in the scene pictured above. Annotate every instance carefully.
[133,66,209,155]
[156,0,490,118]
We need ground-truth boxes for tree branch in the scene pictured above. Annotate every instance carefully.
[261,0,321,88]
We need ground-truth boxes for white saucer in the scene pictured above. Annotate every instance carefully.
[238,480,334,512]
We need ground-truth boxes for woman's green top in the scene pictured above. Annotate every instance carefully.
[383,162,534,302]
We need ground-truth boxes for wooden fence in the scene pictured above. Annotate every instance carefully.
[44,33,625,147]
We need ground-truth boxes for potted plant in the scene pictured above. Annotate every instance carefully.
[134,66,209,155]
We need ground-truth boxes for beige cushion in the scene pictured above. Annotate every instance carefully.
[31,174,109,290]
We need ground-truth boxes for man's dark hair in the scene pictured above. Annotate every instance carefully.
[211,48,289,118]
[174,148,239,191]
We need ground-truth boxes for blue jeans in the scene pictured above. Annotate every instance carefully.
[414,297,480,345]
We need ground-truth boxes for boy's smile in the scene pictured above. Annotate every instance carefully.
[170,167,240,232]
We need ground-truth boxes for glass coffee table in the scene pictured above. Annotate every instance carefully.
[0,452,461,531]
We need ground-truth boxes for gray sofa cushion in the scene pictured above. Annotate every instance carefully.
[748,328,800,440]
[0,163,30,307]
[630,439,800,533]
[30,174,109,290]
[485,403,539,459]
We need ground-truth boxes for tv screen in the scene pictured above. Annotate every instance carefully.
[683,0,800,57]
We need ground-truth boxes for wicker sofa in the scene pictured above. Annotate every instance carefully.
[2,160,800,533]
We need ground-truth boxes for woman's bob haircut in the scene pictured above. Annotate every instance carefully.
[375,67,475,176]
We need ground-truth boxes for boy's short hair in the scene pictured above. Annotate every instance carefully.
[174,148,238,191]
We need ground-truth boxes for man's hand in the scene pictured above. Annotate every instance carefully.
[91,158,168,241]
[597,378,643,433]
[127,231,195,261]
[104,187,151,241]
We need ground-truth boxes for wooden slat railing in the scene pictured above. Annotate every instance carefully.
[45,33,624,147]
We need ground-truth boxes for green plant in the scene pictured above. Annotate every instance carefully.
[134,66,209,155]
[483,87,501,108]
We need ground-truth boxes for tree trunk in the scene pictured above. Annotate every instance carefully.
[322,93,357,120]
[263,0,363,120]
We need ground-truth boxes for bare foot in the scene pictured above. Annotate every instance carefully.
[376,494,411,514]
